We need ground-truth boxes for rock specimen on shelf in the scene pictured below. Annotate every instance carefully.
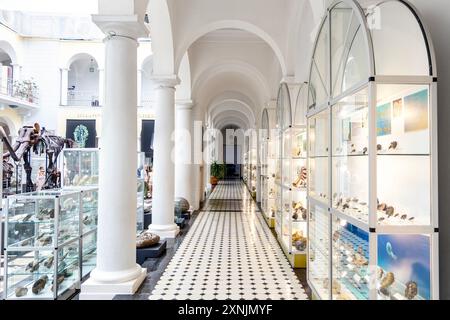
[136,231,160,249]
[379,272,395,296]
[44,256,54,269]
[32,275,48,294]
[51,275,65,292]
[389,141,398,150]
[405,281,418,300]
[15,287,28,297]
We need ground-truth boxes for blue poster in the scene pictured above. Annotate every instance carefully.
[376,102,392,137]
[378,234,431,300]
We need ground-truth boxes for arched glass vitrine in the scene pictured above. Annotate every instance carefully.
[306,0,438,300]
[275,82,309,268]
[260,108,278,226]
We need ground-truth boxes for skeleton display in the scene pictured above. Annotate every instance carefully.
[1,123,76,194]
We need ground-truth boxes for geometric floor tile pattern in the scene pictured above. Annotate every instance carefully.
[149,180,308,300]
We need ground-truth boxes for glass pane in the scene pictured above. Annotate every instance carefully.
[59,194,80,246]
[308,110,329,203]
[376,84,430,226]
[331,3,369,96]
[56,241,80,296]
[314,17,329,92]
[368,1,430,76]
[294,85,308,126]
[308,204,330,299]
[377,234,431,300]
[6,250,55,299]
[6,198,55,248]
[332,88,369,224]
[309,63,329,108]
[82,231,97,278]
[332,217,369,300]
[81,189,98,235]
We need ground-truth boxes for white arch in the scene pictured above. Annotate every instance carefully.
[192,59,271,101]
[216,116,249,132]
[140,55,153,72]
[0,40,18,65]
[175,20,286,75]
[148,0,175,75]
[65,52,100,70]
[177,53,192,101]
[0,116,17,138]
[209,99,256,128]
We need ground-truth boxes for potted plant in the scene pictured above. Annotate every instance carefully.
[210,161,225,186]
[13,78,38,103]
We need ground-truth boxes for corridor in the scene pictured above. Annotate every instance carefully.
[149,181,308,300]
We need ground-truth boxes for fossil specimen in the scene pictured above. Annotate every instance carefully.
[409,217,415,221]
[82,215,92,226]
[389,141,398,150]
[342,204,349,210]
[44,256,54,269]
[362,147,368,155]
[22,214,33,222]
[26,258,45,272]
[378,268,384,280]
[51,275,65,292]
[386,206,395,217]
[32,275,48,294]
[405,281,418,300]
[38,235,52,246]
[136,231,160,249]
[292,212,299,220]
[380,272,395,291]
[401,214,408,220]
[377,144,382,151]
[378,203,387,211]
[15,287,28,297]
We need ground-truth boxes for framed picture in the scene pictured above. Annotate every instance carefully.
[393,98,403,118]
[66,119,97,148]
[376,102,392,137]
[404,88,429,132]
[342,118,351,141]
[378,234,431,300]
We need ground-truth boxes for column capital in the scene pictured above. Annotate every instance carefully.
[176,100,194,110]
[151,75,180,89]
[92,14,149,40]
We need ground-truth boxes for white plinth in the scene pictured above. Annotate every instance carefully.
[79,268,147,300]
[148,224,180,239]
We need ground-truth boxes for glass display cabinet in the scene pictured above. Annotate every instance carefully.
[3,190,81,299]
[62,149,145,234]
[79,187,98,278]
[137,152,145,233]
[275,82,308,268]
[61,149,99,188]
[260,108,277,228]
[306,0,438,300]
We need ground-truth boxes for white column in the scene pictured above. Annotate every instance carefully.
[148,76,180,239]
[137,69,143,107]
[60,68,69,106]
[80,25,146,300]
[98,68,105,106]
[11,63,22,82]
[175,101,194,208]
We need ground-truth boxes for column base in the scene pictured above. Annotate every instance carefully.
[148,224,180,239]
[79,267,147,300]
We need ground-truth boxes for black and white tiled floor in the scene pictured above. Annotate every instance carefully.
[149,180,308,300]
